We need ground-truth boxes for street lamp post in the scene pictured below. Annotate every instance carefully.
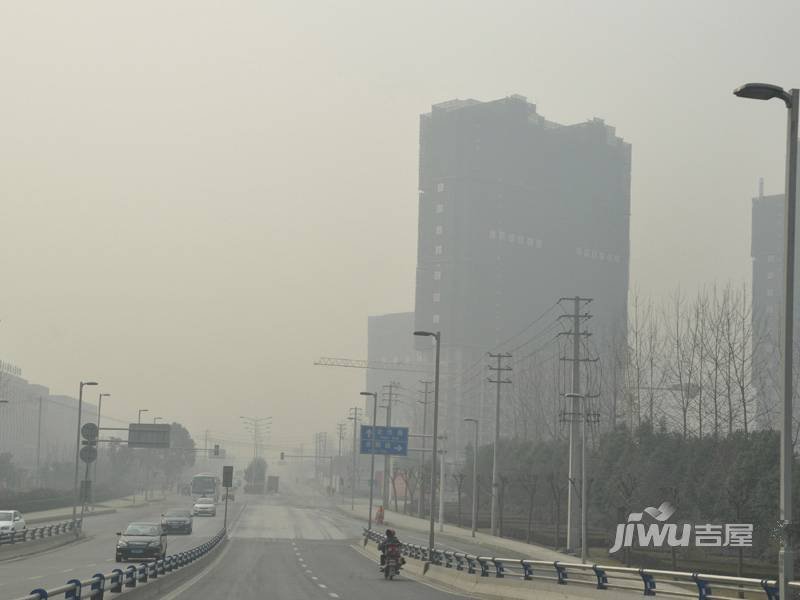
[464,418,479,537]
[414,330,441,564]
[138,409,148,424]
[72,381,98,524]
[360,392,378,532]
[734,82,799,600]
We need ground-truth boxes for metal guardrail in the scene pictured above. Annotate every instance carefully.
[365,529,786,600]
[0,521,82,546]
[10,528,226,600]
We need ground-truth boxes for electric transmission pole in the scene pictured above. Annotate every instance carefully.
[488,352,511,537]
[558,296,593,555]
[381,382,398,508]
[348,407,363,511]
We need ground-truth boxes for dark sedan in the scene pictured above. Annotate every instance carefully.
[116,522,168,562]
[161,509,193,534]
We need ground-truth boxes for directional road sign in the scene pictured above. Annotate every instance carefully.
[360,425,408,456]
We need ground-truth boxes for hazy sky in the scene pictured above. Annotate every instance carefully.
[1,1,798,452]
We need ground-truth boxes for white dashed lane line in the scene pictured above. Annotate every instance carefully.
[296,544,338,599]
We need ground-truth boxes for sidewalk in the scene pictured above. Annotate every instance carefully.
[342,500,578,563]
[25,494,169,524]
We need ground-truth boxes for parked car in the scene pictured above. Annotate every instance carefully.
[161,509,193,534]
[192,497,216,517]
[0,511,26,534]
[115,522,167,562]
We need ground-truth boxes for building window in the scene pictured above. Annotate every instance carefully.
[517,236,524,245]
[526,237,534,246]
[584,249,591,257]
[576,247,582,256]
[433,271,441,280]
[599,252,606,261]
[435,225,443,235]
[509,233,515,243]
[489,229,497,239]
[536,239,543,249]
[432,314,440,324]
[591,250,598,259]
[499,231,506,241]
[768,272,775,280]
[767,288,775,297]
[433,293,440,303]
[768,254,776,263]
[437,183,445,193]
[436,203,444,214]
[435,245,442,255]
[767,305,774,315]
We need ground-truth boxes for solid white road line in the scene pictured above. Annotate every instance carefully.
[329,594,339,598]
[318,583,327,589]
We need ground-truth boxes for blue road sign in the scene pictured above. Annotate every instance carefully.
[360,425,409,456]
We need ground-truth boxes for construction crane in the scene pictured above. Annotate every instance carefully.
[314,357,433,373]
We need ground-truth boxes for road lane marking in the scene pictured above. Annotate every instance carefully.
[305,569,312,573]
[318,583,327,589]
[60,569,73,573]
[312,576,318,580]
[27,576,43,581]
[329,594,339,598]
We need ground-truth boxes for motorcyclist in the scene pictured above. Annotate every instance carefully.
[378,528,401,570]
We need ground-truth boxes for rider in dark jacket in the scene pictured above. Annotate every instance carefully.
[379,528,400,569]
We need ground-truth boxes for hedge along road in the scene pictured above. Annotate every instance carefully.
[0,496,228,600]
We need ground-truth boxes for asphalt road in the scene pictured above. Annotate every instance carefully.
[0,496,230,600]
[162,486,467,600]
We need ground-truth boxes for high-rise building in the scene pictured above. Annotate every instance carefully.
[751,184,799,429]
[413,95,631,454]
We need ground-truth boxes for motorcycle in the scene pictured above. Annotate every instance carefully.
[383,543,403,580]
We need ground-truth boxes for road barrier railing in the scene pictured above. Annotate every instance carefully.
[10,527,226,600]
[365,529,784,600]
[0,520,82,546]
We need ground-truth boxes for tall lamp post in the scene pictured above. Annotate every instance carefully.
[138,409,148,424]
[464,418,479,537]
[72,380,98,524]
[414,330,441,564]
[734,82,799,600]
[360,392,378,532]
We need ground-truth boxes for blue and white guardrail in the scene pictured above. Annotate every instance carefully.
[0,520,82,547]
[364,529,789,600]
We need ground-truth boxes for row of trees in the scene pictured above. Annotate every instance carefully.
[497,283,780,446]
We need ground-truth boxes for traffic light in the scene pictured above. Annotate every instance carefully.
[213,444,220,456]
[280,452,285,460]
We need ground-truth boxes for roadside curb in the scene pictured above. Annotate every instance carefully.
[0,532,88,563]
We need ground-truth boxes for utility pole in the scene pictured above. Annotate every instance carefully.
[381,382,397,508]
[488,353,511,537]
[337,422,346,456]
[558,296,593,555]
[348,407,362,511]
[417,380,432,518]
